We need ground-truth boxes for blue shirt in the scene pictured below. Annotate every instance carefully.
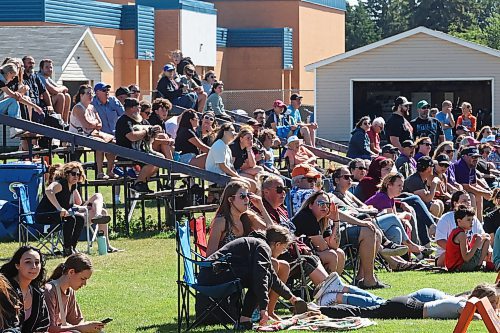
[435,111,453,141]
[286,105,302,136]
[91,96,124,135]
[454,158,477,185]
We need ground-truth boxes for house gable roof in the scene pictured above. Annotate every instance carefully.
[305,26,500,72]
[0,26,113,75]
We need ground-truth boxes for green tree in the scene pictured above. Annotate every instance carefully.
[346,2,381,50]
[483,13,500,50]
[411,0,478,33]
[449,13,500,50]
[364,0,412,38]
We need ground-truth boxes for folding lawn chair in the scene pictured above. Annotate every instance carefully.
[176,221,243,332]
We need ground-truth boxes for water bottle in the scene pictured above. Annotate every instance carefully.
[97,231,108,255]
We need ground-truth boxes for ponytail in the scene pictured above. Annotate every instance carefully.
[47,253,93,282]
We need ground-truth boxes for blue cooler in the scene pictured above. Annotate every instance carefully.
[0,162,45,208]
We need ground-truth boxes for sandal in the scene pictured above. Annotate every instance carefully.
[96,173,109,180]
[357,280,390,290]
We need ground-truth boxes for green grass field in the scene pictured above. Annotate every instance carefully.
[0,237,496,333]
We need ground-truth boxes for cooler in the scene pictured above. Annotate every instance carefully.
[0,162,45,209]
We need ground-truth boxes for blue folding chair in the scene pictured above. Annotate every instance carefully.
[176,221,242,332]
[13,184,64,256]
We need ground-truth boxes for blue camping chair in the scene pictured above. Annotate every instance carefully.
[13,184,64,256]
[176,221,242,332]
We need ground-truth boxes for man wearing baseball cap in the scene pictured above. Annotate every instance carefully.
[115,86,131,105]
[395,140,417,178]
[289,164,321,213]
[265,100,292,141]
[91,82,124,135]
[385,96,414,152]
[286,93,317,147]
[454,146,493,220]
[410,100,444,146]
[404,156,445,217]
[380,144,398,161]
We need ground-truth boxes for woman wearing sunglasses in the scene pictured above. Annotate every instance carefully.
[206,181,273,256]
[433,141,463,192]
[291,191,345,275]
[347,116,376,160]
[414,136,433,161]
[197,111,217,146]
[35,162,86,257]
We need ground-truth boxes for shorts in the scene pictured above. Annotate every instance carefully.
[339,224,361,248]
[178,153,196,164]
[278,252,320,278]
[459,248,482,271]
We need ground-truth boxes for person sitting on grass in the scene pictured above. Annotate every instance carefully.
[198,225,305,329]
[284,135,318,171]
[0,246,49,333]
[445,206,491,272]
[44,253,108,333]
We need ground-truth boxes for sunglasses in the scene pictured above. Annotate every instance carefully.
[84,91,94,96]
[354,166,367,170]
[131,90,140,93]
[67,171,81,177]
[421,105,430,110]
[143,112,152,116]
[203,115,215,121]
[340,174,354,180]
[238,192,251,200]
[209,76,216,79]
[304,177,317,183]
[421,143,432,146]
[275,185,287,194]
[438,163,450,168]
[363,122,371,126]
[445,149,455,153]
[316,200,329,208]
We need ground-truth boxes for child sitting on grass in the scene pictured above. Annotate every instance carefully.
[445,206,491,272]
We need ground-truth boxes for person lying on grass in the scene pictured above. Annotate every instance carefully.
[44,253,108,333]
[311,279,498,320]
[445,205,491,272]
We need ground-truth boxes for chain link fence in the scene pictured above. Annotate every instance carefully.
[222,89,314,114]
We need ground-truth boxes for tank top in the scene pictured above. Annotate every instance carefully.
[36,178,76,213]
[69,102,99,135]
[445,227,470,271]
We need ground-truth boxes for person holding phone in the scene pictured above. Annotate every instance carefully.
[44,253,108,333]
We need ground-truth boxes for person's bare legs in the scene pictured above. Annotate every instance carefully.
[335,248,345,274]
[197,92,207,113]
[309,127,316,148]
[137,164,158,183]
[309,265,328,286]
[95,151,105,176]
[317,249,338,273]
[269,258,290,320]
[189,154,207,169]
[300,127,312,146]
[153,141,173,160]
[474,194,485,221]
[51,93,65,117]
[63,93,71,123]
[105,153,116,177]
[356,227,377,286]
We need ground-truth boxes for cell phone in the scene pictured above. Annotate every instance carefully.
[101,317,113,324]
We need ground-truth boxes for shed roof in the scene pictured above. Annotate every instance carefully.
[0,25,113,74]
[305,26,500,71]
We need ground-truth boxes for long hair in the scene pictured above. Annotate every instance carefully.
[234,125,253,143]
[469,283,498,302]
[54,161,86,183]
[47,253,93,282]
[151,98,172,113]
[298,190,331,233]
[0,246,46,288]
[355,116,370,128]
[73,84,92,104]
[0,274,19,330]
[215,123,233,141]
[178,109,197,129]
[433,141,454,159]
[379,172,404,193]
[476,126,491,141]
[415,136,431,151]
[216,181,249,236]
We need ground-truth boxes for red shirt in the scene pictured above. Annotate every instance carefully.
[445,227,473,271]
[367,127,380,152]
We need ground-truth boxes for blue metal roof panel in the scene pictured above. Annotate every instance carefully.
[217,27,228,48]
[136,5,155,60]
[302,0,346,11]
[0,0,44,22]
[45,0,122,29]
[136,0,216,14]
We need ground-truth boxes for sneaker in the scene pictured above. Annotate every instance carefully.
[126,167,138,179]
[132,181,152,193]
[91,214,111,224]
[317,291,339,306]
[113,166,125,177]
[380,242,408,257]
[313,272,345,301]
[10,127,25,139]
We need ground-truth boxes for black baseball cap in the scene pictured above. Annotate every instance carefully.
[381,144,398,154]
[401,140,416,148]
[116,86,131,97]
[123,97,140,108]
[290,93,303,101]
[435,154,450,165]
[394,96,412,107]
[456,125,470,132]
[417,156,435,169]
[462,147,481,157]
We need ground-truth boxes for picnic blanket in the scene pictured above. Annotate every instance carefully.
[256,314,375,331]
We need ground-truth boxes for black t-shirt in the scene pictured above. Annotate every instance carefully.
[409,117,444,146]
[291,207,332,238]
[230,139,248,170]
[386,113,413,144]
[115,114,147,150]
[148,112,163,127]
[476,159,490,175]
[175,126,199,154]
[36,178,76,213]
[23,73,46,106]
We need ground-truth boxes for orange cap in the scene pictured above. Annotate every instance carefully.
[291,164,321,179]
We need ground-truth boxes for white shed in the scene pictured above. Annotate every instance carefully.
[305,27,500,141]
[0,26,112,147]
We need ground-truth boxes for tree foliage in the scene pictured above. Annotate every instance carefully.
[346,0,499,50]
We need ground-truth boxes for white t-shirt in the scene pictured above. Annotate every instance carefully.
[435,211,485,257]
[205,139,232,175]
[165,116,179,139]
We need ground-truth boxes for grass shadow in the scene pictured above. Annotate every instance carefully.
[136,320,230,333]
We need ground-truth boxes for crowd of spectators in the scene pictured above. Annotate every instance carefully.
[1,49,500,331]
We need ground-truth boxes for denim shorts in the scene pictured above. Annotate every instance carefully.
[178,153,196,164]
[339,224,361,248]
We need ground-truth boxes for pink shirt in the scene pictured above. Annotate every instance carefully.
[44,282,84,327]
[367,127,380,152]
[284,145,316,166]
